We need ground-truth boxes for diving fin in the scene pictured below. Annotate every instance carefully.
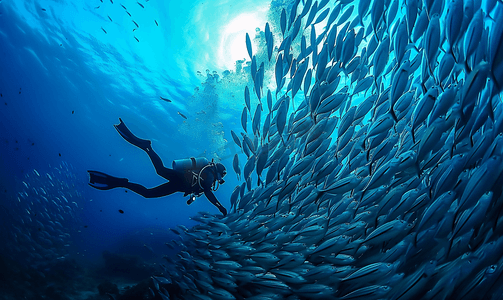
[88,170,128,190]
[114,118,151,150]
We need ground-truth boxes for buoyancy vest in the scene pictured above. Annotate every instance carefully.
[172,157,219,195]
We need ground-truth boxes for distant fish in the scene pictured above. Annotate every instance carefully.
[178,112,187,119]
[126,11,131,17]
[134,36,139,42]
[144,243,155,253]
[118,209,124,214]
[160,96,172,102]
[137,1,144,8]
[41,8,47,11]
[110,0,113,4]
[133,20,139,28]
[94,6,100,9]
[120,4,126,10]
[155,20,158,26]
[101,27,107,34]
[108,15,112,22]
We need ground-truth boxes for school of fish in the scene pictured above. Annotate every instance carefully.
[2,162,82,277]
[152,0,503,299]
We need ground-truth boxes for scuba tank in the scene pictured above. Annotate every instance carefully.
[172,157,209,171]
[172,157,219,205]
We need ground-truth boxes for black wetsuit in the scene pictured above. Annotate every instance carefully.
[117,146,227,216]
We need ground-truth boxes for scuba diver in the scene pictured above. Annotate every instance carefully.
[87,118,228,216]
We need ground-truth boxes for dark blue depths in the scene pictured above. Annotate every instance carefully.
[155,0,503,299]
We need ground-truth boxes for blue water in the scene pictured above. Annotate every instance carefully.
[3,0,503,299]
[0,0,269,297]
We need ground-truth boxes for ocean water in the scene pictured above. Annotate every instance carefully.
[1,0,503,299]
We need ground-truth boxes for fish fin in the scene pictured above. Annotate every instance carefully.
[389,107,398,123]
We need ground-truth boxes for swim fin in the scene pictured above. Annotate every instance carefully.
[114,118,151,150]
[88,170,128,190]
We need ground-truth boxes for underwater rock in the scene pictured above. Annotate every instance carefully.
[98,280,119,296]
[101,251,157,281]
[117,279,155,300]
[44,286,71,300]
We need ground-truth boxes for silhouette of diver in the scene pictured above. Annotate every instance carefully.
[88,118,228,216]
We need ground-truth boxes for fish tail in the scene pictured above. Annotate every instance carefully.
[374,29,380,43]
[390,107,398,123]
[488,94,495,122]
[449,46,458,64]
[415,161,421,178]
[464,59,472,73]
[445,237,454,261]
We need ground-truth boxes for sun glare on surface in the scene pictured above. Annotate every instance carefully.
[218,8,268,71]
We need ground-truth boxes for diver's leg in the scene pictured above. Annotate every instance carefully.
[114,118,179,180]
[123,181,180,198]
[114,118,177,180]
[143,146,180,180]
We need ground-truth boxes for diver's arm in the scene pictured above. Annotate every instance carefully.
[204,189,227,216]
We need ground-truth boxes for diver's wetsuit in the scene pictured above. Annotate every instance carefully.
[123,146,226,215]
[88,118,227,216]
